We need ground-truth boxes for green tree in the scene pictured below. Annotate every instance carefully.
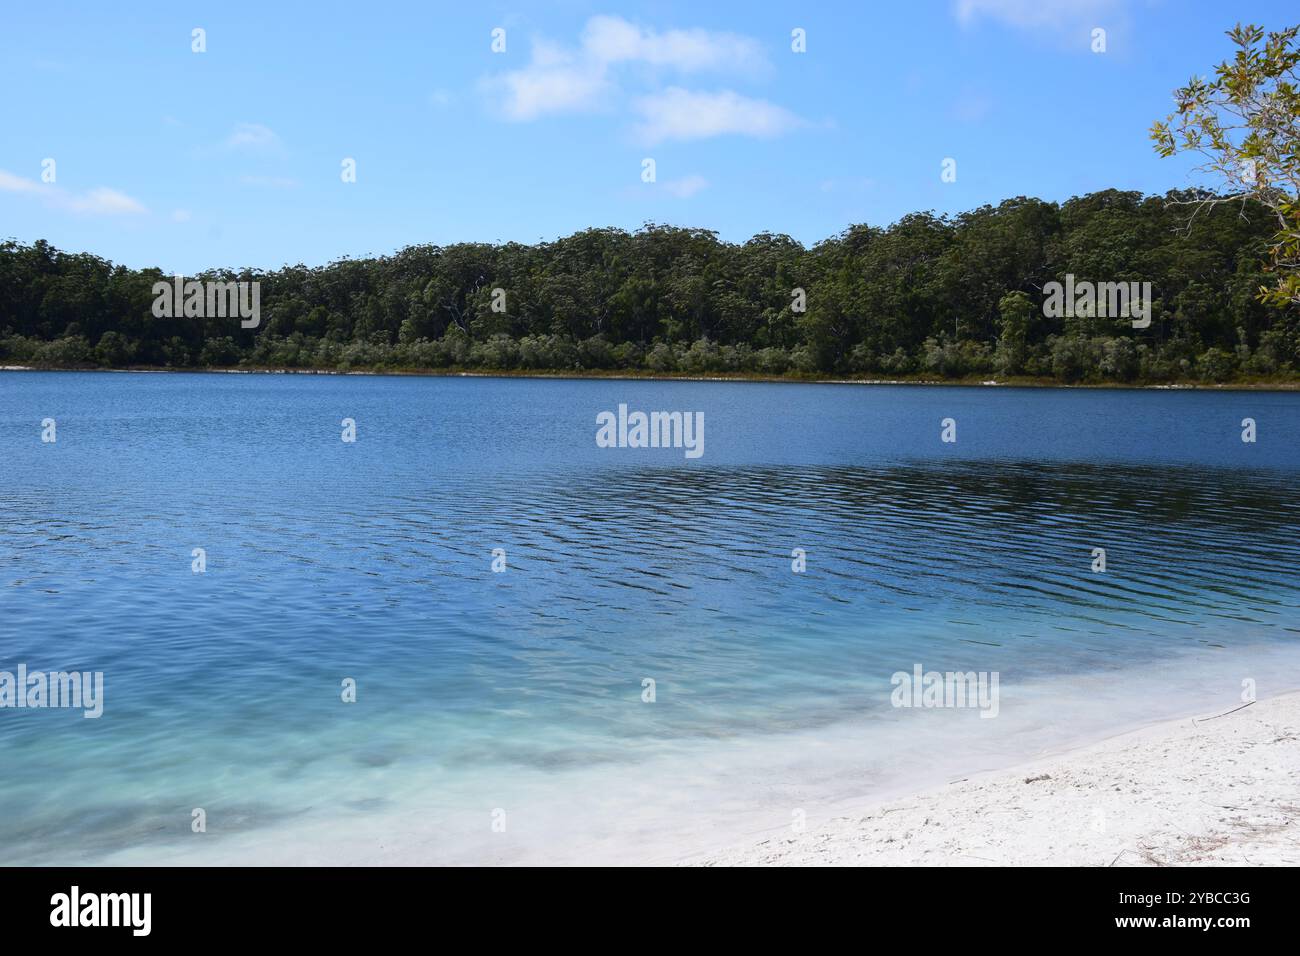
[1152,23,1300,307]
[995,291,1033,375]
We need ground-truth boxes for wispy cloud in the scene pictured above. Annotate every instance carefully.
[953,0,1120,32]
[483,15,801,141]
[0,170,44,196]
[70,187,148,215]
[0,170,147,216]
[661,174,709,198]
[226,123,280,151]
[634,88,805,144]
[487,41,613,120]
[581,15,767,74]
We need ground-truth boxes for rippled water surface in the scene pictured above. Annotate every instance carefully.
[2,372,1298,863]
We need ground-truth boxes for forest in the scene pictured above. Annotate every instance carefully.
[3,187,1298,384]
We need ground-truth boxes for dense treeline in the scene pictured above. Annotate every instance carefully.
[3,188,1299,383]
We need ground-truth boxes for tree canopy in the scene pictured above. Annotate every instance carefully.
[1152,22,1300,309]
[2,188,1297,384]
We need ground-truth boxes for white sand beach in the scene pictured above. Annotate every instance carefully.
[690,691,1300,866]
[79,663,1300,868]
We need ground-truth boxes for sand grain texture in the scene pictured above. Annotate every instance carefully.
[691,692,1300,866]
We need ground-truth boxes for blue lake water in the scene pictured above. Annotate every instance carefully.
[2,371,1299,864]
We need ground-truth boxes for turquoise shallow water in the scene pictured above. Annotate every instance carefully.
[1,372,1298,863]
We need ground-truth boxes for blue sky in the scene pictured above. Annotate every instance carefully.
[1,0,1294,273]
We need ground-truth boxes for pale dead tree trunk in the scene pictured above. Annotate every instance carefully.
[442,277,485,334]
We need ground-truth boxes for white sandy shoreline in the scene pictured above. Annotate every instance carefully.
[92,681,1300,869]
[43,647,1300,868]
[687,691,1300,866]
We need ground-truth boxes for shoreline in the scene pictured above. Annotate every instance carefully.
[687,690,1300,867]
[3,364,1299,392]
[69,644,1300,868]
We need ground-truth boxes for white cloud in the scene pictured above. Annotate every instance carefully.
[634,88,805,144]
[953,0,1120,31]
[172,209,192,223]
[226,123,280,150]
[0,169,147,216]
[581,15,766,74]
[0,170,43,195]
[661,174,709,198]
[69,187,147,215]
[484,15,787,130]
[488,47,612,121]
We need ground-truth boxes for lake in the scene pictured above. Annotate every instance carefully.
[2,371,1298,864]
